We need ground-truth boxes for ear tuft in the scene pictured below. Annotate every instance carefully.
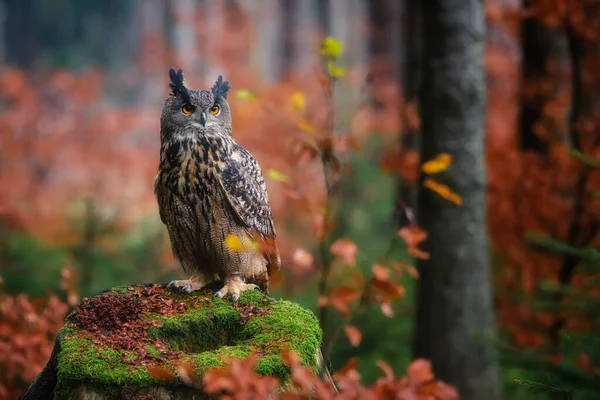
[168,68,191,103]
[211,75,231,100]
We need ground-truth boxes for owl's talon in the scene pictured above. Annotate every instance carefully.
[167,279,188,290]
[214,277,259,301]
[167,277,212,293]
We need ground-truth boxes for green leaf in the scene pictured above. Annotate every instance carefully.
[526,232,600,263]
[570,149,600,168]
[266,169,291,184]
[235,89,257,102]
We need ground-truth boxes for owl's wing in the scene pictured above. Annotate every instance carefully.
[218,144,281,272]
[154,173,168,224]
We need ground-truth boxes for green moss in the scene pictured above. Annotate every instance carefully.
[56,286,322,396]
[188,345,253,373]
[146,345,161,357]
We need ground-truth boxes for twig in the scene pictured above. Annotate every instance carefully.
[324,204,415,357]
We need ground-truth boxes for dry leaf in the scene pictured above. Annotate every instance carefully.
[330,238,357,265]
[148,366,173,381]
[344,325,363,347]
[423,178,463,206]
[292,248,314,270]
[422,153,453,175]
[381,302,394,318]
[407,359,435,386]
[329,286,359,316]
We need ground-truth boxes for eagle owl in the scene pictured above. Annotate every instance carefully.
[154,68,280,301]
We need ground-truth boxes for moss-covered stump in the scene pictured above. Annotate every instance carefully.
[23,284,322,400]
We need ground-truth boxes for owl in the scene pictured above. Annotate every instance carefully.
[154,68,280,301]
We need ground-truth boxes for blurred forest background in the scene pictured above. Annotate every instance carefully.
[1,0,600,399]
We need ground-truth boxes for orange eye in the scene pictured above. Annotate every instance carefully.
[182,104,195,114]
[209,105,220,115]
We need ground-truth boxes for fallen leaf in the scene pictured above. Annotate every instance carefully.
[176,360,202,389]
[148,366,173,381]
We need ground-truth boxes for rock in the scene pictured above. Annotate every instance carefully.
[22,284,323,399]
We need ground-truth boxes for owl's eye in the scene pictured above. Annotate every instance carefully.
[209,105,221,116]
[182,104,195,115]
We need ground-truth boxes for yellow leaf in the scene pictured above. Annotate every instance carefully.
[320,36,344,60]
[291,92,306,111]
[225,234,246,251]
[422,153,453,174]
[297,120,314,134]
[225,234,258,252]
[423,178,463,206]
[235,89,256,102]
[267,169,291,184]
[327,61,346,78]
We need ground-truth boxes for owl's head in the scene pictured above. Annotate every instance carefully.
[160,68,232,142]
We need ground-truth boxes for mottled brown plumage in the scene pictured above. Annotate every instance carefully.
[154,68,280,301]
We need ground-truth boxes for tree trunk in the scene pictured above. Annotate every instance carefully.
[171,0,197,74]
[519,0,570,152]
[413,1,501,399]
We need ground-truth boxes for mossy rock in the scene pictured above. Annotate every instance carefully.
[23,284,323,400]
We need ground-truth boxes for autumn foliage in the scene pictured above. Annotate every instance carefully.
[2,0,600,397]
[0,285,68,399]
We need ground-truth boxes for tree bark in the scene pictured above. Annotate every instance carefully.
[413,1,501,399]
[519,0,570,152]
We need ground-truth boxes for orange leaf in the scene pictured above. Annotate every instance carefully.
[422,153,453,174]
[423,178,463,206]
[335,357,358,376]
[344,325,362,347]
[407,359,435,385]
[292,248,314,271]
[406,265,420,279]
[398,226,430,260]
[372,264,389,281]
[330,238,357,265]
[176,360,202,389]
[377,360,395,381]
[318,296,329,307]
[148,366,173,381]
[381,302,394,317]
[329,286,359,316]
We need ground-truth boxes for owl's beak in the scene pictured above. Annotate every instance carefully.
[199,111,207,127]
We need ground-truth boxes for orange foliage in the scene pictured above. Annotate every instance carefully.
[486,0,600,375]
[0,288,68,398]
[199,351,459,400]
